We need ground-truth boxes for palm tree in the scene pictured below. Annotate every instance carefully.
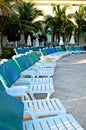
[69,5,86,44]
[0,0,18,53]
[14,1,44,43]
[0,0,11,53]
[75,5,86,43]
[44,4,74,44]
[0,0,11,14]
[0,0,43,51]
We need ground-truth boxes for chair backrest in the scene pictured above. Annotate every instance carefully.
[49,47,57,53]
[12,54,31,72]
[71,46,75,51]
[0,79,6,92]
[65,46,72,51]
[80,46,84,51]
[11,59,22,73]
[30,52,40,62]
[0,60,20,87]
[0,90,23,130]
[14,48,26,54]
[32,46,39,51]
[46,48,51,54]
[40,49,48,56]
[25,53,35,65]
[24,47,31,52]
[74,46,81,51]
[56,46,65,52]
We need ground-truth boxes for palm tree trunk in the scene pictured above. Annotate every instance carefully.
[78,30,79,44]
[51,27,53,42]
[0,32,2,54]
[20,32,25,47]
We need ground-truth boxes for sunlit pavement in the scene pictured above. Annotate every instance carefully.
[52,53,86,129]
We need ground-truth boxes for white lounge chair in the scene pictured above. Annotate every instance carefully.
[0,60,54,99]
[25,51,57,68]
[23,114,84,130]
[23,97,66,118]
[12,54,55,78]
[0,81,84,130]
[0,80,66,120]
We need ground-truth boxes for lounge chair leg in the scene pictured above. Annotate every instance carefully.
[22,96,25,101]
[46,93,51,99]
[30,93,35,100]
[21,94,30,101]
[30,93,51,100]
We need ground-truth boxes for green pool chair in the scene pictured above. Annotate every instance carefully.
[28,51,56,68]
[0,60,54,99]
[0,81,84,130]
[1,58,53,85]
[14,48,26,54]
[12,54,54,78]
[40,47,70,61]
[0,75,66,119]
[0,87,23,130]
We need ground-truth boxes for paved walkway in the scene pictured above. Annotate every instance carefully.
[52,53,86,129]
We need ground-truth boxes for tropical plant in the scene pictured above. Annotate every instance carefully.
[68,5,86,43]
[0,0,18,53]
[44,4,74,43]
[0,0,44,52]
[13,1,44,42]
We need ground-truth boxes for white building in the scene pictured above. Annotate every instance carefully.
[33,0,86,16]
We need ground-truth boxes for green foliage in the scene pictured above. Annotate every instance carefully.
[45,4,74,35]
[15,1,44,32]
[0,49,15,59]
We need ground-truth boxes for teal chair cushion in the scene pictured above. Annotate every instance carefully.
[50,47,57,53]
[24,47,31,52]
[0,90,24,130]
[30,52,40,62]
[46,48,51,54]
[56,46,65,52]
[13,55,31,71]
[0,80,5,91]
[26,53,35,65]
[0,61,20,87]
[14,48,26,54]
[40,49,48,56]
[11,59,22,73]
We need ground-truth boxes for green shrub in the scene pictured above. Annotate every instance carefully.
[0,49,15,59]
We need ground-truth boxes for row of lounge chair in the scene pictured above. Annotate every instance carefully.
[0,48,84,130]
[14,46,44,54]
[14,45,86,56]
[40,46,86,60]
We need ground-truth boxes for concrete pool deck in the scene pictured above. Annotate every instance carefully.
[52,53,86,129]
